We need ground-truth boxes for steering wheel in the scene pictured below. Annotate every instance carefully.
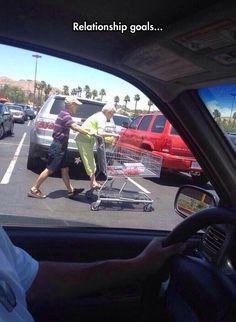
[142,207,236,321]
[162,206,236,247]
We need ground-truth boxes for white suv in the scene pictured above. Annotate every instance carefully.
[27,95,105,169]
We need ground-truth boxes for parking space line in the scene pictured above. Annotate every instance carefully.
[0,132,27,185]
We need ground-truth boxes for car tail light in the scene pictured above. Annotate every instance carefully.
[161,138,172,153]
[35,119,54,129]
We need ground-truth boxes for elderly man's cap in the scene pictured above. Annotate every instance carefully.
[65,96,82,105]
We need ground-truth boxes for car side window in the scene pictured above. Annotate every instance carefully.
[129,116,142,129]
[151,115,166,133]
[138,115,152,131]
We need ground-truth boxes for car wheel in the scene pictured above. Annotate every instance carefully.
[191,172,209,185]
[0,124,4,139]
[8,122,14,135]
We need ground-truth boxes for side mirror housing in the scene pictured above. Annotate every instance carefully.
[174,185,218,219]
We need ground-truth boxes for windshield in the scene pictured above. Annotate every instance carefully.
[8,105,23,111]
[113,115,131,126]
[0,43,219,232]
[198,83,236,149]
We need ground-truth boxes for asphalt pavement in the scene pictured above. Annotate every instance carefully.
[0,122,213,230]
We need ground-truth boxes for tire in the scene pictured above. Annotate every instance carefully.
[143,204,154,212]
[0,124,4,139]
[8,122,14,135]
[90,202,99,211]
[191,172,209,185]
[27,155,40,170]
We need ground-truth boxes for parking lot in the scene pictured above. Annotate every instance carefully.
[0,122,214,230]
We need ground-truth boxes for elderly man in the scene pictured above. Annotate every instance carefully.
[28,96,92,199]
[75,102,119,189]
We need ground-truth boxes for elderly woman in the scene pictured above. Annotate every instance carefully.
[75,102,119,189]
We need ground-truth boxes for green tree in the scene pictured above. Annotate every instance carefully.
[134,94,140,114]
[213,109,221,122]
[99,88,106,101]
[86,91,92,99]
[77,86,82,97]
[44,84,52,95]
[71,88,77,95]
[114,96,120,106]
[62,85,69,95]
[124,95,130,108]
[84,85,90,98]
[91,89,98,100]
[232,112,236,130]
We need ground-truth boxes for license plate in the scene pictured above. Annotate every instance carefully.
[191,161,201,169]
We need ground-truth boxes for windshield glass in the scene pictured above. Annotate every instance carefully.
[8,105,23,111]
[198,84,236,150]
[0,43,217,231]
[113,115,131,126]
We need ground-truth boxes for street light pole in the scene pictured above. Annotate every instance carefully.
[32,54,42,110]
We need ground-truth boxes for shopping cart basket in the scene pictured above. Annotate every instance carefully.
[88,136,163,212]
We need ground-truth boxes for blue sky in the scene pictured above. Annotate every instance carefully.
[0,44,155,111]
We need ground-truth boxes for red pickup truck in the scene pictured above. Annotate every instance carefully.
[118,112,208,184]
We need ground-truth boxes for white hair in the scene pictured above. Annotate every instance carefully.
[102,102,117,113]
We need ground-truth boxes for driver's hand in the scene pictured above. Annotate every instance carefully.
[136,238,186,276]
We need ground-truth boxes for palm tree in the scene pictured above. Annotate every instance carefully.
[71,88,77,95]
[114,96,120,107]
[62,85,69,95]
[148,100,153,112]
[44,84,52,101]
[91,89,98,100]
[124,95,130,108]
[232,112,236,130]
[84,85,90,98]
[99,88,106,101]
[212,109,221,122]
[77,86,82,97]
[86,91,92,99]
[134,94,140,114]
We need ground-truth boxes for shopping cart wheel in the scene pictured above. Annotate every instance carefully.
[143,204,154,212]
[91,202,100,211]
[85,190,94,199]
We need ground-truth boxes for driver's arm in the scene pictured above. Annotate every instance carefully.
[27,239,184,306]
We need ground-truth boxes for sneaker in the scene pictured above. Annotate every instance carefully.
[68,188,84,199]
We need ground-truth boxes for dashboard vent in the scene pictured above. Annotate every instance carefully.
[202,226,226,255]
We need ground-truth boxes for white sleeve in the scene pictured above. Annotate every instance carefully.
[0,228,39,291]
[13,246,39,291]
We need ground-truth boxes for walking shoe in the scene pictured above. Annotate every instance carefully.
[28,188,46,199]
[68,188,84,199]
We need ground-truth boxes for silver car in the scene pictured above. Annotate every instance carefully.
[27,95,105,169]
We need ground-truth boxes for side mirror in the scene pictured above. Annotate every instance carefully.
[174,185,218,218]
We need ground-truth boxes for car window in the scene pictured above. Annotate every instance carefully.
[138,115,152,130]
[151,115,167,133]
[0,43,215,233]
[113,115,131,126]
[129,116,142,129]
[170,126,178,135]
[49,97,104,119]
[198,84,236,149]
